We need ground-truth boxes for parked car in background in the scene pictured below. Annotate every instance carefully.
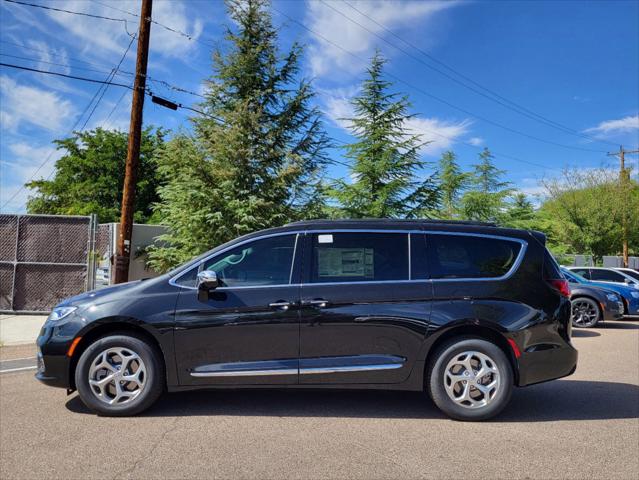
[567,283,624,328]
[36,219,578,421]
[561,267,639,317]
[567,267,639,289]
[615,268,639,282]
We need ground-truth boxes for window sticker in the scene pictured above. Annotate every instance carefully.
[317,248,374,278]
[317,234,333,244]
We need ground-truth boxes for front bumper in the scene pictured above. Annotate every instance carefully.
[623,296,639,316]
[35,323,74,389]
[602,298,625,320]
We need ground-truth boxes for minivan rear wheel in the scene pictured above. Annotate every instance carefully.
[427,337,513,421]
[75,334,164,416]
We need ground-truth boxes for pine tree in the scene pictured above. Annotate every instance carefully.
[437,150,470,218]
[329,51,438,218]
[460,148,512,222]
[473,148,510,193]
[147,0,328,271]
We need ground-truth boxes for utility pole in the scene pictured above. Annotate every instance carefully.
[114,0,153,284]
[608,146,639,268]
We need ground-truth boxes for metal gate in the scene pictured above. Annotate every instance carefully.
[0,214,97,313]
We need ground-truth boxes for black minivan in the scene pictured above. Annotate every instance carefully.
[36,219,577,421]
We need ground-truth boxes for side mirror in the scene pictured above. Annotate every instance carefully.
[197,270,218,301]
[624,278,632,284]
[197,270,219,290]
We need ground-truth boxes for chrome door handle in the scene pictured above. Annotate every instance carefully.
[269,301,291,311]
[306,299,328,308]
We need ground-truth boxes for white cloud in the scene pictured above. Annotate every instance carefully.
[468,137,484,146]
[405,117,471,155]
[584,114,639,137]
[0,75,76,132]
[40,1,203,60]
[320,86,360,129]
[306,0,458,77]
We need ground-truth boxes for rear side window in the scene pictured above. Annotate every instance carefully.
[310,232,408,283]
[571,268,590,279]
[427,234,522,279]
[589,269,626,282]
[543,249,562,279]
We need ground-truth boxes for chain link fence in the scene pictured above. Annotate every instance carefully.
[0,214,96,312]
[1,215,166,313]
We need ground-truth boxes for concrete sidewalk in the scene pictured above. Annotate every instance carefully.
[0,314,47,346]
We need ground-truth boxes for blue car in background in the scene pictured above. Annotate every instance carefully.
[561,267,639,317]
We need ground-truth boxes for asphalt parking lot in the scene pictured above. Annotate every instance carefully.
[1,320,637,480]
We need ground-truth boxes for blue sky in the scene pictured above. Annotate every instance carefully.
[1,0,638,213]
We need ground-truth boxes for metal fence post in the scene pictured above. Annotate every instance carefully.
[9,215,20,311]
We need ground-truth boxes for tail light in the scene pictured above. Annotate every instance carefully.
[548,278,571,298]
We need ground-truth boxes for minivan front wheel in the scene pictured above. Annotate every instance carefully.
[75,334,164,416]
[427,338,513,421]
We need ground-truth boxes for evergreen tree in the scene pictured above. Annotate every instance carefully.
[502,192,536,229]
[147,0,329,271]
[460,147,512,222]
[329,51,438,218]
[473,147,510,193]
[436,150,470,218]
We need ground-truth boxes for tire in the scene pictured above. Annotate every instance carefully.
[426,337,513,421]
[570,297,601,328]
[75,334,164,416]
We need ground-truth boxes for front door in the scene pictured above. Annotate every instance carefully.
[298,231,432,384]
[173,233,301,386]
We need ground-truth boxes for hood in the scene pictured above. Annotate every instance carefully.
[586,280,635,296]
[58,280,143,307]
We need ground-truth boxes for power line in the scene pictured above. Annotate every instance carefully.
[0,41,134,73]
[102,84,131,129]
[0,62,211,115]
[79,33,137,131]
[0,53,121,77]
[273,6,607,155]
[0,62,133,88]
[3,0,135,36]
[93,0,218,49]
[0,36,139,211]
[0,51,204,98]
[337,0,619,149]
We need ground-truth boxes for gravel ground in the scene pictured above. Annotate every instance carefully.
[0,320,637,480]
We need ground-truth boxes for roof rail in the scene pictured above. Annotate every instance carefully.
[285,218,498,227]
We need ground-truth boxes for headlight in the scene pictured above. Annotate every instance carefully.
[47,306,77,322]
[630,292,639,299]
[606,293,619,301]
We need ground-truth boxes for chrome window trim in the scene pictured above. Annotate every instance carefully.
[169,228,528,289]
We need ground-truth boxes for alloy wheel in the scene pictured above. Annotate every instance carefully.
[571,299,599,328]
[443,351,501,409]
[88,347,146,405]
